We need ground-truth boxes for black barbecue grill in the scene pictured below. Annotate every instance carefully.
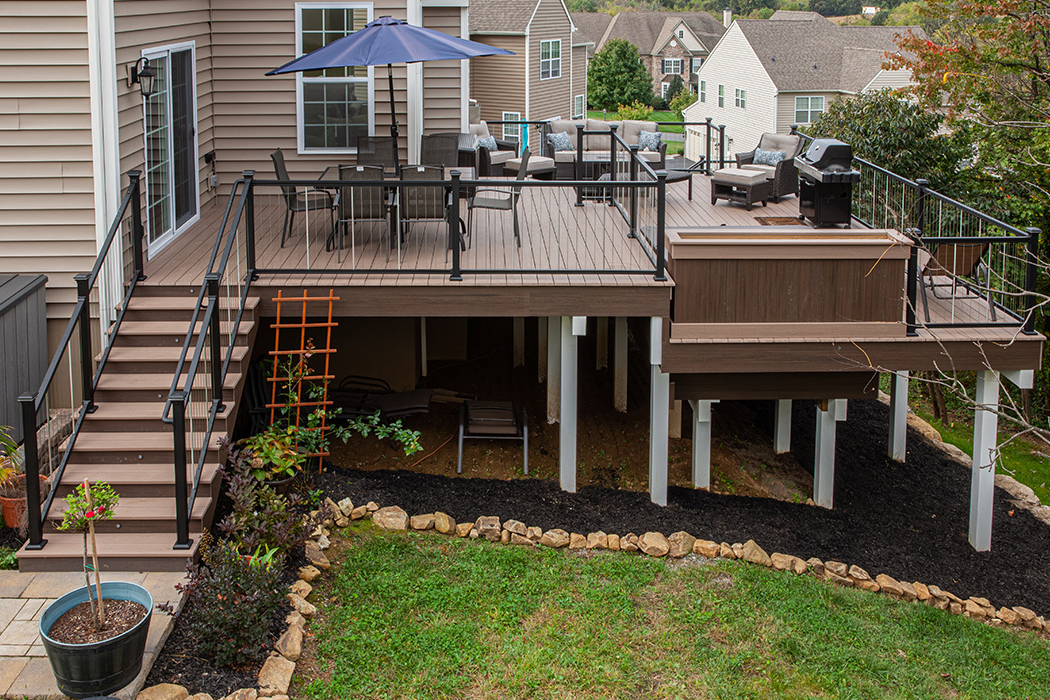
[795,138,861,227]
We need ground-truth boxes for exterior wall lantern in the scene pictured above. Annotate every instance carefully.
[128,57,156,98]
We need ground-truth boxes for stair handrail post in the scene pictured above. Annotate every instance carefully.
[74,273,96,413]
[575,123,585,207]
[718,125,727,169]
[629,144,639,238]
[1024,227,1041,335]
[915,178,928,235]
[171,390,192,550]
[243,170,258,277]
[449,170,462,281]
[18,394,46,550]
[128,170,146,282]
[904,227,920,336]
[205,273,225,410]
[608,124,619,207]
[704,118,713,176]
[655,170,667,281]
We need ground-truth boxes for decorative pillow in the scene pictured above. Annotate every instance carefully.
[754,147,786,166]
[638,130,662,152]
[547,130,575,152]
[477,135,498,151]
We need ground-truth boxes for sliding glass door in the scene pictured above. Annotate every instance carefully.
[143,43,198,256]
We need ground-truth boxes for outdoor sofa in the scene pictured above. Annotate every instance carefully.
[543,118,668,180]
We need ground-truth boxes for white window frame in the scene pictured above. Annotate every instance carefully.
[573,94,585,119]
[662,58,682,75]
[718,84,724,107]
[295,2,375,155]
[794,95,825,124]
[691,57,703,73]
[540,39,561,80]
[502,111,521,143]
[661,82,669,98]
[735,88,746,108]
[699,80,706,103]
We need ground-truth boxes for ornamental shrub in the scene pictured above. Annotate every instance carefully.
[670,89,698,120]
[616,100,655,121]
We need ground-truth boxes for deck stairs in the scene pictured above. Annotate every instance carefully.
[17,287,260,572]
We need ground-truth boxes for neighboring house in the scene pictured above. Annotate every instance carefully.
[683,11,916,160]
[571,10,727,99]
[469,0,589,143]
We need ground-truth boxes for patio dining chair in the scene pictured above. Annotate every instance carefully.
[270,148,336,248]
[466,149,530,249]
[333,164,392,265]
[396,165,449,258]
[420,133,461,169]
[356,135,399,174]
[918,240,996,323]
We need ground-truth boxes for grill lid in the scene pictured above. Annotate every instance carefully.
[799,138,853,170]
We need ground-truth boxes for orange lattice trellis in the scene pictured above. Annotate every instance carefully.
[268,289,339,472]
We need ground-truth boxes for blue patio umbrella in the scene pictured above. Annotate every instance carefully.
[268,16,514,166]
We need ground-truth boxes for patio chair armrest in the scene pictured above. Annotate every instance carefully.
[316,165,334,181]
[471,187,515,196]
[736,150,756,166]
[495,138,517,151]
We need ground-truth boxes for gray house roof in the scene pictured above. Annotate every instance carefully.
[470,0,546,34]
[734,15,917,93]
[570,11,612,46]
[571,10,726,56]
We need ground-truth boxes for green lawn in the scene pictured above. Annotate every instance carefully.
[300,527,1050,700]
[588,109,684,132]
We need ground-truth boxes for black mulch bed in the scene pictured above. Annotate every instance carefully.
[317,398,1050,614]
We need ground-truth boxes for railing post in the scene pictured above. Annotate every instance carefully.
[171,391,192,550]
[629,145,639,239]
[704,118,713,175]
[449,170,462,281]
[1025,227,1041,335]
[74,273,96,413]
[575,123,585,207]
[915,178,928,235]
[19,394,45,550]
[205,273,224,411]
[790,124,799,136]
[905,228,920,336]
[243,170,258,279]
[718,125,727,168]
[655,170,667,281]
[128,170,145,281]
[608,124,618,207]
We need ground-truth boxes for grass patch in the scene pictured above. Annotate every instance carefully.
[588,110,684,133]
[302,527,1050,699]
[0,547,16,570]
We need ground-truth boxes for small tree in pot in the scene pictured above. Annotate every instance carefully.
[56,481,119,630]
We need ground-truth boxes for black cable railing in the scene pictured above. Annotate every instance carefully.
[18,172,145,550]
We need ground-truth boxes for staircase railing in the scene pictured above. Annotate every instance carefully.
[18,171,145,550]
[165,172,256,549]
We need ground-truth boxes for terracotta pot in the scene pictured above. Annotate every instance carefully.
[0,474,48,529]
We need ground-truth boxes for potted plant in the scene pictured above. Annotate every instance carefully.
[239,424,307,493]
[38,481,153,699]
[0,425,48,529]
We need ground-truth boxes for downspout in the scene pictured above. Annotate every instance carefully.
[461,6,469,131]
[407,0,423,164]
[86,0,121,335]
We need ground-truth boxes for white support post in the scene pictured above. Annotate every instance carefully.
[614,317,628,412]
[513,317,525,368]
[774,399,792,454]
[649,317,669,506]
[560,316,579,492]
[888,370,909,462]
[419,317,428,378]
[688,399,718,489]
[596,317,608,370]
[813,399,847,509]
[970,370,1000,551]
[547,316,561,424]
[538,316,548,383]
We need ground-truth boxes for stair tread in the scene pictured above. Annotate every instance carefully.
[103,345,250,363]
[72,431,221,451]
[125,296,260,311]
[83,402,231,421]
[18,532,201,559]
[114,319,255,335]
[60,463,222,483]
[46,496,211,520]
[96,372,242,391]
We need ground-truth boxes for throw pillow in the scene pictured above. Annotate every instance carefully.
[477,135,498,151]
[547,130,575,152]
[638,130,662,152]
[754,147,786,166]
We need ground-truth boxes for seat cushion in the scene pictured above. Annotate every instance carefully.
[713,167,769,186]
[548,119,582,143]
[468,121,491,139]
[554,150,578,163]
[584,119,618,151]
[505,155,556,173]
[488,149,515,165]
[620,120,657,145]
[637,150,663,163]
[757,132,802,158]
[740,163,776,178]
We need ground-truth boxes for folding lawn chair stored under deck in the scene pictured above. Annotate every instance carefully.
[457,401,528,474]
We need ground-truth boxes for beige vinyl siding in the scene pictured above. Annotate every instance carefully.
[571,44,587,115]
[775,91,839,135]
[685,24,775,156]
[211,0,412,188]
[0,1,94,320]
[115,0,216,213]
[470,35,525,126]
[863,68,913,93]
[527,0,573,120]
[422,6,466,135]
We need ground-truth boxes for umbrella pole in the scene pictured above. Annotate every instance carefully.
[387,63,399,171]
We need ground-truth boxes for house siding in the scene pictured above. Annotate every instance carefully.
[684,24,775,158]
[422,6,466,134]
[0,1,95,321]
[528,0,574,120]
[571,43,587,116]
[863,68,913,93]
[775,91,840,135]
[470,34,526,135]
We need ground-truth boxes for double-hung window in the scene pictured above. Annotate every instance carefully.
[735,88,746,108]
[718,84,724,107]
[296,3,373,153]
[661,82,670,98]
[540,40,561,79]
[691,57,702,73]
[794,95,825,124]
[662,58,682,75]
[699,80,706,102]
[502,111,521,143]
[573,94,585,119]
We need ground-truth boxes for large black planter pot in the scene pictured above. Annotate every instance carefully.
[39,581,153,699]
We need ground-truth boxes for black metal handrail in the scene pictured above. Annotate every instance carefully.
[18,171,145,550]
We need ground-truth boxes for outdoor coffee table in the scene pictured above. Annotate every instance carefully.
[711,167,769,210]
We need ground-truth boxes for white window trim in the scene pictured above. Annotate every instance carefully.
[717,84,724,108]
[794,95,826,124]
[295,2,375,155]
[540,39,561,80]
[661,82,669,98]
[691,57,702,73]
[699,80,706,103]
[735,88,746,109]
[662,58,682,75]
[140,40,200,259]
[573,94,584,119]
[502,111,521,143]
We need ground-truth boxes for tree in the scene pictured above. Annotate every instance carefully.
[665,74,686,102]
[587,39,655,110]
[809,0,862,16]
[809,89,971,191]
